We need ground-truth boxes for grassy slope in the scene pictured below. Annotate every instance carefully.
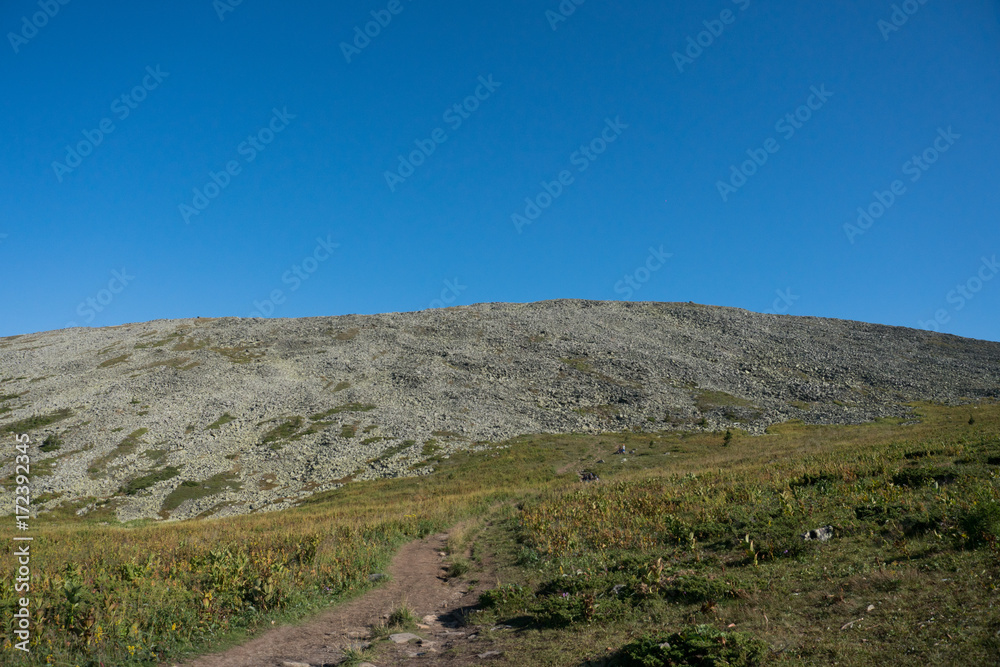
[0,402,997,665]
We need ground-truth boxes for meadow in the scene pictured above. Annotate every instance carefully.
[2,401,998,666]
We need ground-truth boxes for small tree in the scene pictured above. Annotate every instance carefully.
[723,429,733,446]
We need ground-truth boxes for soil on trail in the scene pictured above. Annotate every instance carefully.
[174,530,501,667]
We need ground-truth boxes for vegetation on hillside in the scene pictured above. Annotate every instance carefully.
[1,402,997,665]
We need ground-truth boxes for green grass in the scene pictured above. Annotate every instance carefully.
[560,356,593,373]
[261,417,304,444]
[144,449,168,463]
[172,337,210,351]
[560,356,637,388]
[0,407,73,435]
[207,413,236,430]
[134,333,182,349]
[367,440,414,464]
[328,327,360,341]
[88,428,149,476]
[694,388,754,412]
[309,403,376,420]
[120,465,181,495]
[2,401,998,666]
[40,434,63,452]
[160,471,242,516]
[98,353,131,368]
[211,345,265,364]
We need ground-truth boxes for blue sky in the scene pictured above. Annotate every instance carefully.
[2,0,998,340]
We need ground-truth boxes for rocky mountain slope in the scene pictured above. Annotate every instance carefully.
[1,300,997,523]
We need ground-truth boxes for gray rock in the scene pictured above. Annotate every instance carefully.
[388,632,421,644]
[803,525,835,541]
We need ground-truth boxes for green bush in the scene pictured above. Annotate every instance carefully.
[40,434,63,452]
[479,583,534,614]
[614,624,769,666]
[959,502,1000,547]
[531,592,594,627]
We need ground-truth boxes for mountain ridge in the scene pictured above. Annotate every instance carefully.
[2,299,997,523]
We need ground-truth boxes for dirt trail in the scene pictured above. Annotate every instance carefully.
[174,530,498,667]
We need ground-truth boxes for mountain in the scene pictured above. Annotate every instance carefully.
[2,300,997,522]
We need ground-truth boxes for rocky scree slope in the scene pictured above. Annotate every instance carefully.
[1,300,997,523]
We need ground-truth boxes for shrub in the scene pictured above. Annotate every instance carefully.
[447,557,470,578]
[479,583,534,614]
[120,466,180,495]
[40,434,63,452]
[614,624,769,666]
[262,416,304,444]
[959,502,1000,547]
[531,592,594,627]
[387,604,417,629]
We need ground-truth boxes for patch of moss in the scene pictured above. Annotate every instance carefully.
[561,357,593,373]
[120,466,180,495]
[211,345,265,364]
[98,354,131,369]
[134,333,182,349]
[0,408,73,435]
[160,471,242,514]
[88,428,148,476]
[262,417,304,444]
[695,389,754,412]
[328,327,359,341]
[144,449,168,463]
[172,337,209,352]
[33,491,63,504]
[207,413,235,430]
[367,440,416,465]
[40,434,63,452]
[310,403,375,420]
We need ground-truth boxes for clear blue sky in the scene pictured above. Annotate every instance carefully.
[2,1,998,340]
